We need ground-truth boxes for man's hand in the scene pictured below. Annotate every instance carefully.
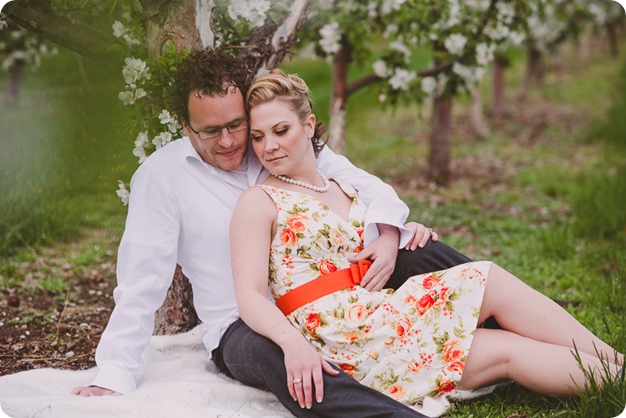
[403,221,438,250]
[348,224,399,291]
[71,385,120,397]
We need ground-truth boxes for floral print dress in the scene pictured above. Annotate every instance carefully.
[260,180,491,411]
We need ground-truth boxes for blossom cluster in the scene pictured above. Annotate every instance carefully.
[227,0,271,28]
[112,20,141,47]
[0,14,58,72]
[118,57,151,106]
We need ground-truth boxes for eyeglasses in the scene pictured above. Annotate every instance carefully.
[188,118,249,140]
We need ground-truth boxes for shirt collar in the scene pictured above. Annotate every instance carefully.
[182,137,266,187]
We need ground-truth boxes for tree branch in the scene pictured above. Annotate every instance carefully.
[4,0,122,68]
[346,62,454,97]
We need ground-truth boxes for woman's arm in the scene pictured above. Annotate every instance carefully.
[230,187,338,410]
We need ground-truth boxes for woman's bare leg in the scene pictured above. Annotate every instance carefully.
[478,264,623,365]
[459,328,621,396]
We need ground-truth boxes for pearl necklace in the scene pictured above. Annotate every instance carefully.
[271,170,330,193]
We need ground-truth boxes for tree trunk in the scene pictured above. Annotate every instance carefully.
[606,22,619,58]
[140,0,204,60]
[5,60,25,104]
[469,85,489,140]
[519,46,544,100]
[328,37,351,155]
[491,55,508,118]
[428,94,453,186]
[153,266,200,335]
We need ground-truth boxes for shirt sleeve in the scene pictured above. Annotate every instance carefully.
[316,147,412,248]
[89,163,180,394]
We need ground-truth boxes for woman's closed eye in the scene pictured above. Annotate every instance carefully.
[250,134,263,142]
[275,128,288,136]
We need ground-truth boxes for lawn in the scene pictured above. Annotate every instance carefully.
[1,35,625,417]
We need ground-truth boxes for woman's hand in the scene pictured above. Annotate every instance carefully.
[348,224,399,291]
[281,335,339,409]
[403,221,438,251]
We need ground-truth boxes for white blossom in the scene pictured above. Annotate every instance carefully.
[116,181,130,205]
[390,40,411,60]
[132,144,147,164]
[228,0,271,28]
[475,43,495,66]
[0,17,7,31]
[421,77,438,97]
[380,0,406,15]
[112,21,126,38]
[134,131,149,148]
[383,24,398,39]
[152,131,173,149]
[319,22,342,55]
[122,57,151,85]
[496,3,515,24]
[444,34,467,56]
[112,20,140,47]
[452,62,486,85]
[388,68,416,91]
[373,60,392,78]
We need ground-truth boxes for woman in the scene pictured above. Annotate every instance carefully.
[230,69,623,416]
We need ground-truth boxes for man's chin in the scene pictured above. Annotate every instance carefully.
[217,152,245,171]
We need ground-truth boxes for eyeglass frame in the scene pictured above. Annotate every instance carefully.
[187,117,249,140]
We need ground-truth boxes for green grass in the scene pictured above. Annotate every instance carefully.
[1,37,625,417]
[0,50,134,255]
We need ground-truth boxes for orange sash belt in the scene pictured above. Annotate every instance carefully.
[275,259,372,316]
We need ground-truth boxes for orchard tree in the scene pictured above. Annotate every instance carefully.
[491,0,624,116]
[0,12,57,103]
[300,0,529,185]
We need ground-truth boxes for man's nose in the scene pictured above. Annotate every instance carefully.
[218,129,235,148]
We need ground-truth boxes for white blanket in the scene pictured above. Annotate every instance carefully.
[0,327,293,418]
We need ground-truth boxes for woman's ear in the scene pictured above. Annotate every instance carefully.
[305,114,316,138]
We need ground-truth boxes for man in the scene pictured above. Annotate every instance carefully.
[72,48,471,417]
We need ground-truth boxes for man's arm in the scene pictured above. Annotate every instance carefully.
[73,163,180,395]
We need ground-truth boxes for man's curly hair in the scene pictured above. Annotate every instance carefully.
[169,48,248,125]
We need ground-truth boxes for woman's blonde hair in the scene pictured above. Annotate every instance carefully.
[246,69,326,156]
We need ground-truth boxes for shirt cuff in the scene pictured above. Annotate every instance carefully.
[89,364,138,395]
[363,223,412,249]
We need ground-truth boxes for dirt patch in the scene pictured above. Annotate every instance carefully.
[0,231,118,376]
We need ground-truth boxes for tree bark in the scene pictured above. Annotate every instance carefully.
[469,85,489,140]
[328,37,351,155]
[491,55,508,118]
[606,21,619,58]
[428,94,453,186]
[153,266,200,335]
[519,46,544,100]
[5,60,25,104]
[140,0,204,60]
